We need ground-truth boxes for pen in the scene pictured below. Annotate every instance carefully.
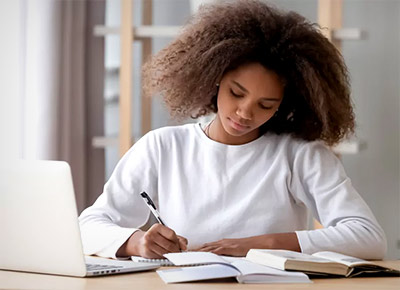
[140,191,166,226]
[140,191,184,252]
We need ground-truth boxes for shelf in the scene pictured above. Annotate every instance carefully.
[95,25,361,41]
[92,136,141,148]
[332,140,367,155]
[94,26,119,35]
[332,28,363,40]
[105,65,120,75]
[93,25,181,39]
[104,92,119,104]
[92,136,119,148]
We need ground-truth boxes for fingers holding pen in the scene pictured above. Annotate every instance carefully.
[152,224,181,251]
[137,224,187,258]
[178,235,188,251]
[138,192,188,257]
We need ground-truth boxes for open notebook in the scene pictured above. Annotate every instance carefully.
[155,252,311,284]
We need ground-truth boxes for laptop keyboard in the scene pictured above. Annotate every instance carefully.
[86,263,124,271]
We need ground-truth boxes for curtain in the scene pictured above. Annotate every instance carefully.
[23,0,105,213]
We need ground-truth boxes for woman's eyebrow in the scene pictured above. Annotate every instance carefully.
[231,80,281,101]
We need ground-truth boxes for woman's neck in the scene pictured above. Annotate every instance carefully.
[206,116,260,145]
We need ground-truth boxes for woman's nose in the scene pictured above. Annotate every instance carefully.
[236,103,253,120]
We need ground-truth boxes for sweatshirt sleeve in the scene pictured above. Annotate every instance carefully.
[290,141,387,259]
[78,131,159,259]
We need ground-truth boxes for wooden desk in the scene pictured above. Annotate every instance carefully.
[1,261,399,290]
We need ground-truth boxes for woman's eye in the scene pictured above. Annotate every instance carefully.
[260,104,273,110]
[230,89,242,98]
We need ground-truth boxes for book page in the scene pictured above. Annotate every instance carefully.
[312,251,374,267]
[232,259,309,278]
[164,251,236,266]
[157,264,240,283]
[257,249,333,263]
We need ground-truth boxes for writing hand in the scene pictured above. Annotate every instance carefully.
[193,237,253,256]
[116,223,188,258]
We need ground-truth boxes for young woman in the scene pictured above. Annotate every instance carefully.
[79,0,386,260]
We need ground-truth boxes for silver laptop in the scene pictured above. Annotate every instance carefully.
[0,160,159,277]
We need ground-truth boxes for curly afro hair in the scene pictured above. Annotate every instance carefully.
[142,0,355,146]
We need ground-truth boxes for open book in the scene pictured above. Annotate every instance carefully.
[246,249,400,277]
[156,252,311,284]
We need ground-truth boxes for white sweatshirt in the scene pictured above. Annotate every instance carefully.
[79,123,387,259]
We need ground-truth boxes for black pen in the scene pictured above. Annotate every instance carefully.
[140,191,184,251]
[140,191,166,226]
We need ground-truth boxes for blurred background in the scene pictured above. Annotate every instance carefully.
[0,0,399,259]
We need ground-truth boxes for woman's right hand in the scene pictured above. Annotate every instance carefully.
[116,223,188,258]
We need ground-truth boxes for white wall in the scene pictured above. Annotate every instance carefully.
[341,0,400,259]
[0,0,24,160]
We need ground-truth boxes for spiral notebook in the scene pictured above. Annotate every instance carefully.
[131,255,210,267]
[131,256,174,266]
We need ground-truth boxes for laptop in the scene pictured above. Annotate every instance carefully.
[0,160,159,277]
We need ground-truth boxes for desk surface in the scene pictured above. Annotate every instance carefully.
[1,260,399,290]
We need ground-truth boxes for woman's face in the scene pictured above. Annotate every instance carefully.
[215,62,284,144]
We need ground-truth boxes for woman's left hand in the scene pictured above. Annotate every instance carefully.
[193,237,256,256]
[193,233,301,256]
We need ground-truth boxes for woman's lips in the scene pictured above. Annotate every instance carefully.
[228,118,249,131]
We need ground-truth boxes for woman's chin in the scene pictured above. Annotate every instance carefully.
[223,125,248,137]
